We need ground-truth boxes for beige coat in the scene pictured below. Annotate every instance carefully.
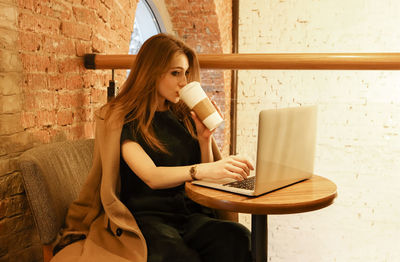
[51,110,229,262]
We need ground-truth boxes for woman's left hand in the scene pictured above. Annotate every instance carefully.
[191,111,213,141]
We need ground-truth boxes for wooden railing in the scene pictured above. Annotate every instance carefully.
[84,52,400,155]
[84,53,400,70]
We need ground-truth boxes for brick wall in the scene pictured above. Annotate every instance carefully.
[0,0,232,261]
[165,0,232,155]
[0,0,40,260]
[238,0,400,261]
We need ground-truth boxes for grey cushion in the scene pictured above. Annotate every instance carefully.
[18,139,94,245]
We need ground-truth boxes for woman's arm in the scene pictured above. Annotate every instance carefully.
[198,136,213,163]
[121,140,253,190]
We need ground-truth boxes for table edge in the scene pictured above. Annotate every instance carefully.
[185,175,338,215]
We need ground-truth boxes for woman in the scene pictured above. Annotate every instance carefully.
[52,33,253,262]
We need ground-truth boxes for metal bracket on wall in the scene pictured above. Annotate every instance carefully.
[107,69,118,102]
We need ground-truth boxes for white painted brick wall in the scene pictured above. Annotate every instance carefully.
[238,0,400,261]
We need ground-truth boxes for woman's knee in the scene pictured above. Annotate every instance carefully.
[213,221,251,247]
[146,228,201,262]
[139,220,202,262]
[193,221,252,262]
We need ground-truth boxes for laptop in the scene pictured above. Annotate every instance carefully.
[192,106,318,196]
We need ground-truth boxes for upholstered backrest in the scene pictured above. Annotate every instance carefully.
[18,139,94,245]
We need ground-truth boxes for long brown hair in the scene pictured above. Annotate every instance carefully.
[104,33,201,153]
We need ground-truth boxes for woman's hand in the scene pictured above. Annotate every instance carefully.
[191,111,213,141]
[197,155,255,181]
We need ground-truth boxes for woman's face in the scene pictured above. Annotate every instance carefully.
[156,52,189,110]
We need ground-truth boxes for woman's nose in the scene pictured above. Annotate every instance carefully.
[179,75,188,87]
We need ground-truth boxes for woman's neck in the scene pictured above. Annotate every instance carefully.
[157,102,169,112]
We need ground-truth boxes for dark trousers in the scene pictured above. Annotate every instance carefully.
[135,212,252,262]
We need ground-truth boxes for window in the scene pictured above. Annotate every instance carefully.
[129,0,166,55]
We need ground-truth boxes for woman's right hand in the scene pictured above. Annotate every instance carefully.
[197,155,254,181]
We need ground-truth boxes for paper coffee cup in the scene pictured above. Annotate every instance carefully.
[179,81,224,131]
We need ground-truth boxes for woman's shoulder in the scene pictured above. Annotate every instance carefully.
[121,120,139,143]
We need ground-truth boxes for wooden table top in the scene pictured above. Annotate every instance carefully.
[185,175,337,215]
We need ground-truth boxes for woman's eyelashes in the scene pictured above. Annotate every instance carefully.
[171,70,180,76]
[171,70,189,77]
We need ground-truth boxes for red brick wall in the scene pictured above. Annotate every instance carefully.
[0,0,231,261]
[18,0,136,144]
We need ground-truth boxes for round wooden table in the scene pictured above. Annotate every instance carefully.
[185,175,337,262]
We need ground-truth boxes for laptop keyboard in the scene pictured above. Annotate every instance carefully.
[224,176,256,190]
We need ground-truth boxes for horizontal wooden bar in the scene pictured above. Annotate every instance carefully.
[84,53,400,70]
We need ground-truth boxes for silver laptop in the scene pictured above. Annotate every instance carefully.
[192,106,318,196]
